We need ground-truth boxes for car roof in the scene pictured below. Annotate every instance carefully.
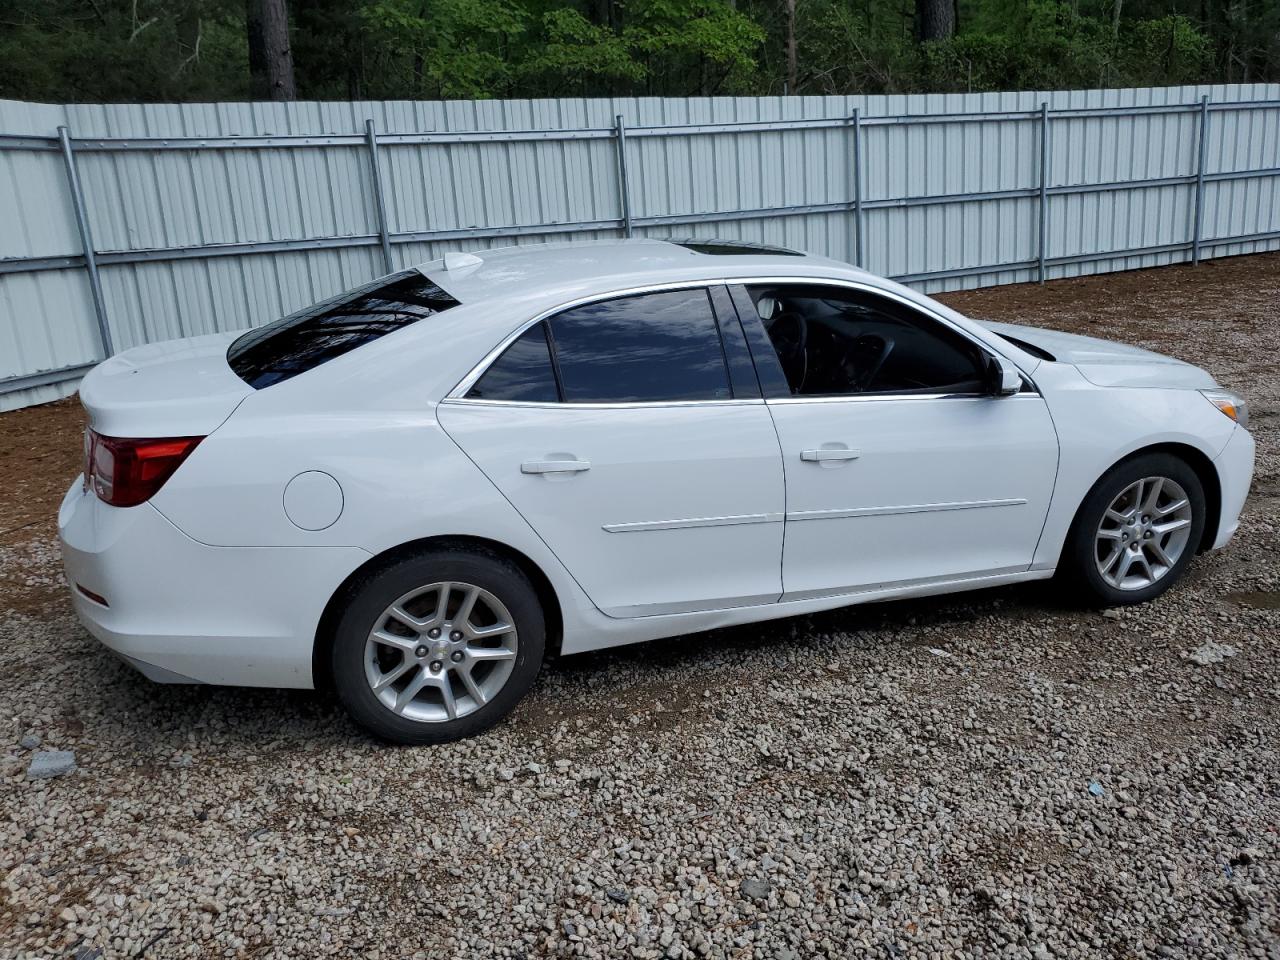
[415,238,867,310]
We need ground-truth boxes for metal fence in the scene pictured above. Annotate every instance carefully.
[1,84,1278,411]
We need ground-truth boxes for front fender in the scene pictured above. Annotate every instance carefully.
[1031,364,1236,571]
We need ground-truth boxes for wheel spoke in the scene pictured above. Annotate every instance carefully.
[467,621,514,640]
[1101,545,1125,576]
[372,658,414,692]
[1097,527,1124,541]
[387,605,428,633]
[1105,508,1133,525]
[1147,539,1173,567]
[1133,551,1155,583]
[371,629,419,654]
[438,675,458,720]
[1157,497,1189,517]
[466,645,516,662]
[458,666,487,706]
[454,585,480,626]
[1141,477,1164,516]
[432,582,453,623]
[394,669,430,714]
[1114,550,1137,583]
[1152,516,1191,535]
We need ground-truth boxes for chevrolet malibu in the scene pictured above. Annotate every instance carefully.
[58,239,1254,743]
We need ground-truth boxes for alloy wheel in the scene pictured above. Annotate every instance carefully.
[1094,476,1194,591]
[363,581,518,723]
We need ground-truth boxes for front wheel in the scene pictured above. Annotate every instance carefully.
[330,547,545,744]
[1061,452,1206,606]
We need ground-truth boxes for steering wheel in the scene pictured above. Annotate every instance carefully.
[849,333,894,392]
[767,311,809,392]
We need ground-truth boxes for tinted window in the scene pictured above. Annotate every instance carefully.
[746,284,985,397]
[466,324,559,402]
[670,239,802,257]
[549,289,731,403]
[228,271,458,389]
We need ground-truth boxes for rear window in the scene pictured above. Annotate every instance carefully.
[228,271,459,388]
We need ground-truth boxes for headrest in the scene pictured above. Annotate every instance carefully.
[756,296,778,321]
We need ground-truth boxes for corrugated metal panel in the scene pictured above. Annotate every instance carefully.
[2,83,1278,410]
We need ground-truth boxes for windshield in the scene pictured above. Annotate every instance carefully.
[227,271,459,389]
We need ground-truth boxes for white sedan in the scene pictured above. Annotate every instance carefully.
[58,239,1254,743]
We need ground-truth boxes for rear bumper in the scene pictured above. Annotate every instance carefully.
[58,479,369,689]
[1211,426,1255,550]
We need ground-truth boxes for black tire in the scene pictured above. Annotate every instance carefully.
[330,547,545,744]
[1060,452,1206,607]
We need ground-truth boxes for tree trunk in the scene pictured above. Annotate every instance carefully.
[784,0,797,93]
[1112,0,1123,39]
[916,0,955,42]
[246,0,296,100]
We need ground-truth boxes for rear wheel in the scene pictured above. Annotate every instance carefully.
[1061,452,1205,606]
[331,548,545,744]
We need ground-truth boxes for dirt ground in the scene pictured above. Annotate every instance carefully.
[0,253,1277,959]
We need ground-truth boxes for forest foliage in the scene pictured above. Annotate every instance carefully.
[0,0,1276,104]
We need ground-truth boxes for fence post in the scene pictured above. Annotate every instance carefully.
[1192,95,1210,265]
[57,126,114,358]
[614,114,633,238]
[1037,102,1050,285]
[364,118,395,275]
[851,107,865,268]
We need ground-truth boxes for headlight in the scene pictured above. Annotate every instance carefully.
[1201,389,1249,429]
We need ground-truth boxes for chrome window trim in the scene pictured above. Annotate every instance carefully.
[765,392,1041,405]
[445,273,1042,405]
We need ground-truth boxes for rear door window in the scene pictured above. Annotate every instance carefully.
[548,289,731,403]
[228,271,459,388]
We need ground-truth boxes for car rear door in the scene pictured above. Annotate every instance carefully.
[728,281,1059,600]
[438,284,785,619]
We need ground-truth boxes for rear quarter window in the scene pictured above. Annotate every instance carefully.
[228,271,459,388]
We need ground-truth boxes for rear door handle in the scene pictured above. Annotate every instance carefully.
[800,448,861,462]
[521,459,591,475]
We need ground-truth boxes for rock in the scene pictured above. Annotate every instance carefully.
[782,891,802,908]
[739,878,771,901]
[1101,609,1122,620]
[605,889,629,904]
[26,750,76,779]
[19,734,40,750]
[1189,642,1237,665]
[58,907,77,924]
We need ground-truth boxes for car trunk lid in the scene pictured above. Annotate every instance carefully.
[79,332,252,438]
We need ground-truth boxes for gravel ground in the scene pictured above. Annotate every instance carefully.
[2,254,1278,959]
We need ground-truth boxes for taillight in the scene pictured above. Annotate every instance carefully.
[84,430,204,507]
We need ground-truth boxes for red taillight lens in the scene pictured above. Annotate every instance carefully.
[84,430,204,507]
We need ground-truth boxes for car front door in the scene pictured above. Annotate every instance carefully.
[438,284,786,619]
[728,281,1059,600]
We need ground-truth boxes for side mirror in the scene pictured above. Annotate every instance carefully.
[986,355,1022,396]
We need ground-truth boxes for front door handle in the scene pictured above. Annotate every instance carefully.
[521,459,591,475]
[800,447,861,462]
